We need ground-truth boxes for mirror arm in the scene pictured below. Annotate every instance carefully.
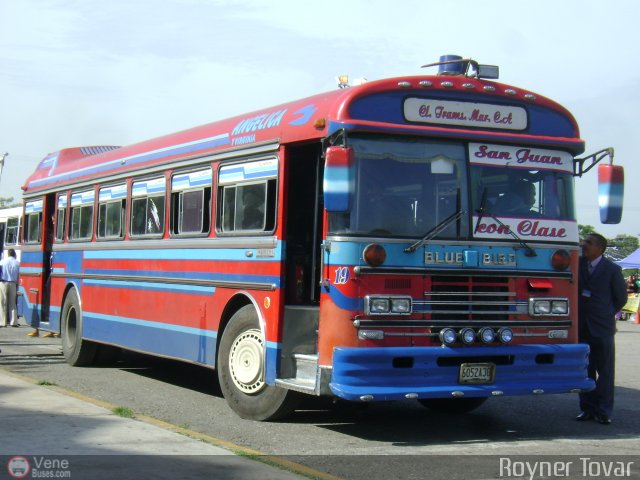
[573,147,614,177]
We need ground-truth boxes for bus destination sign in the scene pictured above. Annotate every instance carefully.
[404,98,527,130]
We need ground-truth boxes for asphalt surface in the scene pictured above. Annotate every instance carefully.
[0,324,319,480]
[2,320,640,479]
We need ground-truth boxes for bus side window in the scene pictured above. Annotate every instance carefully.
[170,169,212,236]
[71,205,93,240]
[70,190,95,241]
[218,180,276,233]
[98,200,126,239]
[55,208,66,242]
[221,186,236,231]
[131,178,166,238]
[24,200,44,244]
[170,188,211,235]
[98,185,127,240]
[25,213,42,244]
[6,217,20,245]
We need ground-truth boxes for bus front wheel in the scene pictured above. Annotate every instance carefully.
[61,289,97,366]
[217,305,299,421]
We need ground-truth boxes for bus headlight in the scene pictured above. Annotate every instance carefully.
[365,296,412,315]
[529,298,569,316]
[534,300,551,314]
[551,300,569,315]
[391,297,411,313]
[368,297,390,314]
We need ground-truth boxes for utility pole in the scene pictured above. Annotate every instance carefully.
[0,152,7,187]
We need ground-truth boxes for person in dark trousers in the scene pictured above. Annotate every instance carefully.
[576,233,628,425]
[0,248,20,328]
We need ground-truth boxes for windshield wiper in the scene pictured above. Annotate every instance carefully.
[474,187,537,257]
[404,209,466,253]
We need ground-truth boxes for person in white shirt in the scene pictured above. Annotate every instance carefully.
[0,248,20,327]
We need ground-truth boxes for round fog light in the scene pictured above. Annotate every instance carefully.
[478,327,496,344]
[460,328,476,345]
[498,327,513,344]
[439,328,457,346]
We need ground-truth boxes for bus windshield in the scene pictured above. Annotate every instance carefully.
[327,135,576,239]
[328,135,469,239]
[469,164,576,221]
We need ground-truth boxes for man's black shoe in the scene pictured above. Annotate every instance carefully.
[595,414,612,425]
[575,411,594,421]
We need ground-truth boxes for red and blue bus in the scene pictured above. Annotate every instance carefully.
[20,55,624,420]
[0,206,22,259]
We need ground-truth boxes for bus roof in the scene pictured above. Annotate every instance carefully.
[0,206,23,221]
[23,74,583,196]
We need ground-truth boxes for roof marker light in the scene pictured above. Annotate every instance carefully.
[336,75,349,89]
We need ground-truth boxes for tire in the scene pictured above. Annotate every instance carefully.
[61,288,97,366]
[419,397,488,414]
[217,305,299,421]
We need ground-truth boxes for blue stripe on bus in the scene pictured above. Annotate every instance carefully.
[219,159,278,184]
[71,190,95,206]
[171,169,212,190]
[29,134,230,189]
[328,286,362,311]
[19,285,282,379]
[20,267,44,275]
[82,246,283,261]
[84,312,218,365]
[25,200,44,213]
[99,184,127,201]
[132,178,166,196]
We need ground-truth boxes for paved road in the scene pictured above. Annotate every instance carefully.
[2,321,640,479]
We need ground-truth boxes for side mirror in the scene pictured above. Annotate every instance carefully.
[598,164,624,224]
[323,146,354,212]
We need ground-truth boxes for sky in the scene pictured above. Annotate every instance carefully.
[1,0,639,238]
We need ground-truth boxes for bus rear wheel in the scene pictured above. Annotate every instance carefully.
[217,305,299,421]
[61,289,97,366]
[419,397,487,414]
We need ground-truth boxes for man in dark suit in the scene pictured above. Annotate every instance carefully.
[576,233,628,425]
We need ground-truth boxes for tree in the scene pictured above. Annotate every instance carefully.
[607,234,639,262]
[0,197,19,208]
[578,224,598,240]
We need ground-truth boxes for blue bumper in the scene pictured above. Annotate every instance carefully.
[329,344,595,401]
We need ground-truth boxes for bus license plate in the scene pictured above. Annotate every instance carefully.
[459,363,495,384]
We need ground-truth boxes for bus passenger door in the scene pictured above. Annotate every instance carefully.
[279,144,323,389]
[40,193,56,326]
